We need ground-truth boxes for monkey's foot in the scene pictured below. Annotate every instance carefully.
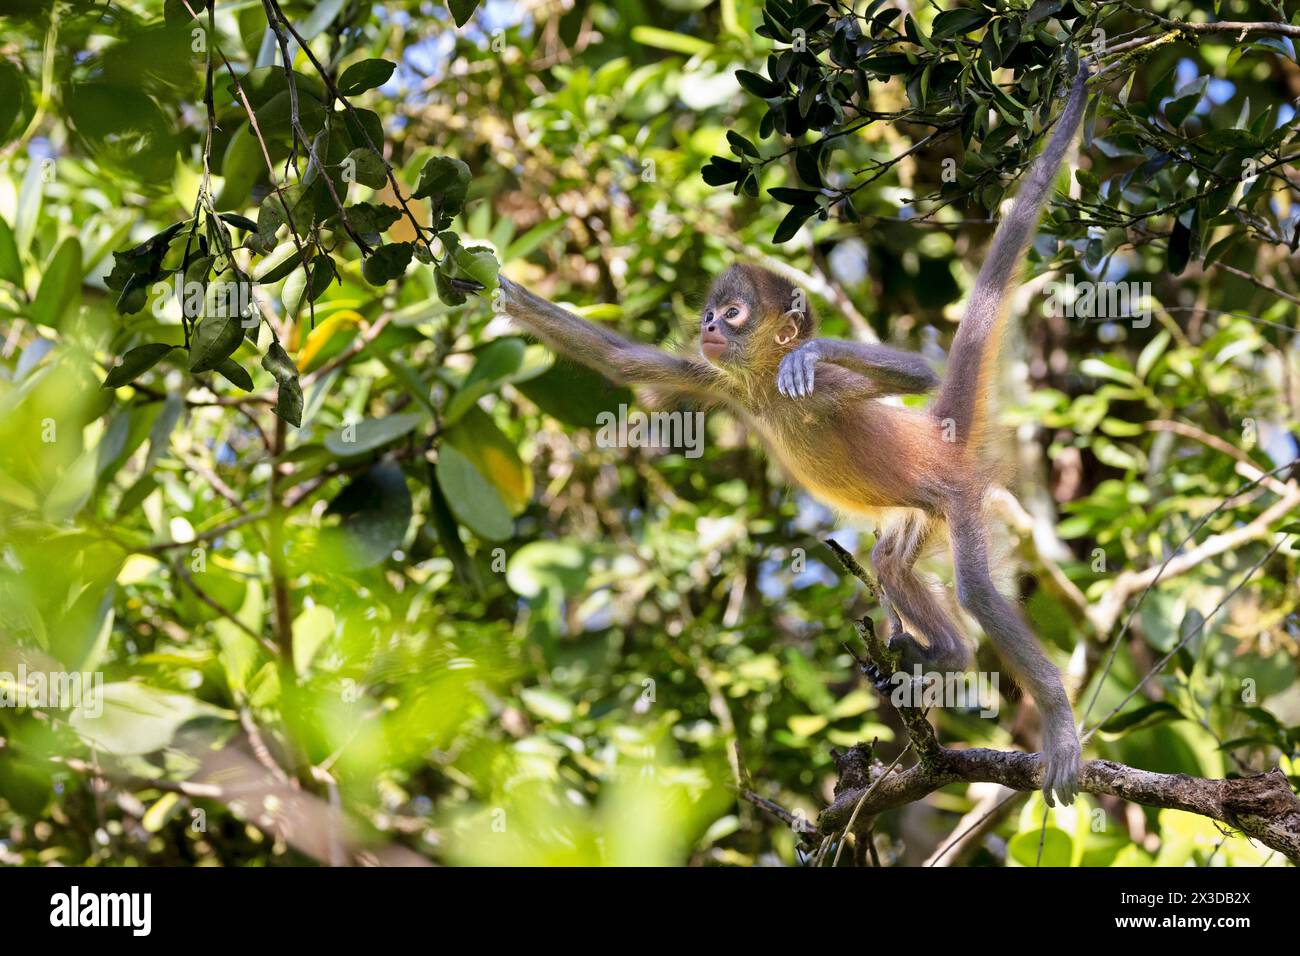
[887,629,970,675]
[1040,727,1082,807]
[856,657,893,694]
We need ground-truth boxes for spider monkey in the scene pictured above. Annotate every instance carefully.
[500,68,1089,805]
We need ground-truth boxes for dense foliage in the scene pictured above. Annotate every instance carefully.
[0,0,1296,867]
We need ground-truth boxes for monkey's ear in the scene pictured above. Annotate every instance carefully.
[774,312,801,347]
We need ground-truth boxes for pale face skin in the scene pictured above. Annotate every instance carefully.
[699,299,750,364]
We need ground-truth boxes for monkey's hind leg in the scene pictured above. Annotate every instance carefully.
[946,501,1080,806]
[871,513,971,675]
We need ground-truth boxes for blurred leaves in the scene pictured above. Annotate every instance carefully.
[0,0,1295,871]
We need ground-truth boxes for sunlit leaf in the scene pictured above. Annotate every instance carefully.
[30,237,82,329]
[324,412,426,456]
[103,344,177,388]
[435,444,513,541]
[70,683,235,756]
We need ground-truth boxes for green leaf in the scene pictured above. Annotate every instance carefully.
[1164,83,1206,128]
[43,447,98,522]
[519,686,575,722]
[31,237,82,329]
[1099,701,1185,737]
[116,274,150,315]
[0,215,21,284]
[214,579,263,696]
[219,212,258,231]
[434,264,467,306]
[447,0,481,28]
[436,444,513,541]
[229,66,326,109]
[274,377,303,428]
[70,683,234,756]
[1167,216,1192,275]
[1008,826,1072,867]
[292,605,335,676]
[505,540,589,598]
[932,8,989,38]
[736,69,782,98]
[261,340,296,384]
[216,122,263,209]
[427,464,478,588]
[345,147,387,188]
[103,343,177,388]
[297,0,347,43]
[323,463,413,568]
[214,357,254,391]
[503,218,566,260]
[344,201,402,235]
[795,144,824,188]
[341,107,384,152]
[413,156,471,202]
[515,360,632,428]
[361,242,413,285]
[1025,0,1064,26]
[412,156,470,227]
[444,406,533,514]
[256,250,305,285]
[769,186,821,204]
[337,58,397,96]
[189,314,244,373]
[772,205,815,244]
[701,157,744,187]
[252,88,326,139]
[442,338,525,425]
[65,82,180,184]
[0,59,30,145]
[261,341,303,427]
[630,26,712,57]
[307,255,336,301]
[324,412,425,456]
[453,243,498,288]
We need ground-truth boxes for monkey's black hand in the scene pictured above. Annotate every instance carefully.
[776,343,821,398]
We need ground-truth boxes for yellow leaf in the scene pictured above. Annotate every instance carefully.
[296,310,362,372]
[444,407,533,515]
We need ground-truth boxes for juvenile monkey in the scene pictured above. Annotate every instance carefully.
[500,69,1089,804]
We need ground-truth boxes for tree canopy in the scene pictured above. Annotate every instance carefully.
[0,0,1297,867]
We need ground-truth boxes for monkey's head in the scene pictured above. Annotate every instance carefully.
[700,264,814,372]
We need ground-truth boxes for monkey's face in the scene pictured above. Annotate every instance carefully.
[702,265,810,369]
[699,296,751,364]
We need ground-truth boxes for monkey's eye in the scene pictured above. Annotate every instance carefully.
[704,310,714,323]
[723,304,748,328]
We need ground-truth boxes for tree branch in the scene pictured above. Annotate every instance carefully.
[821,750,1300,863]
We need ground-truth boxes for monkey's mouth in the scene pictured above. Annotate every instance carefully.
[700,332,728,361]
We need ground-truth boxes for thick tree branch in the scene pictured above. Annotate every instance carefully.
[821,751,1300,863]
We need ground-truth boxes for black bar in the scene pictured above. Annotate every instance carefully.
[1,865,1286,941]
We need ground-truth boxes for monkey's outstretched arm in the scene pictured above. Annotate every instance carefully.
[777,338,938,398]
[499,277,724,399]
